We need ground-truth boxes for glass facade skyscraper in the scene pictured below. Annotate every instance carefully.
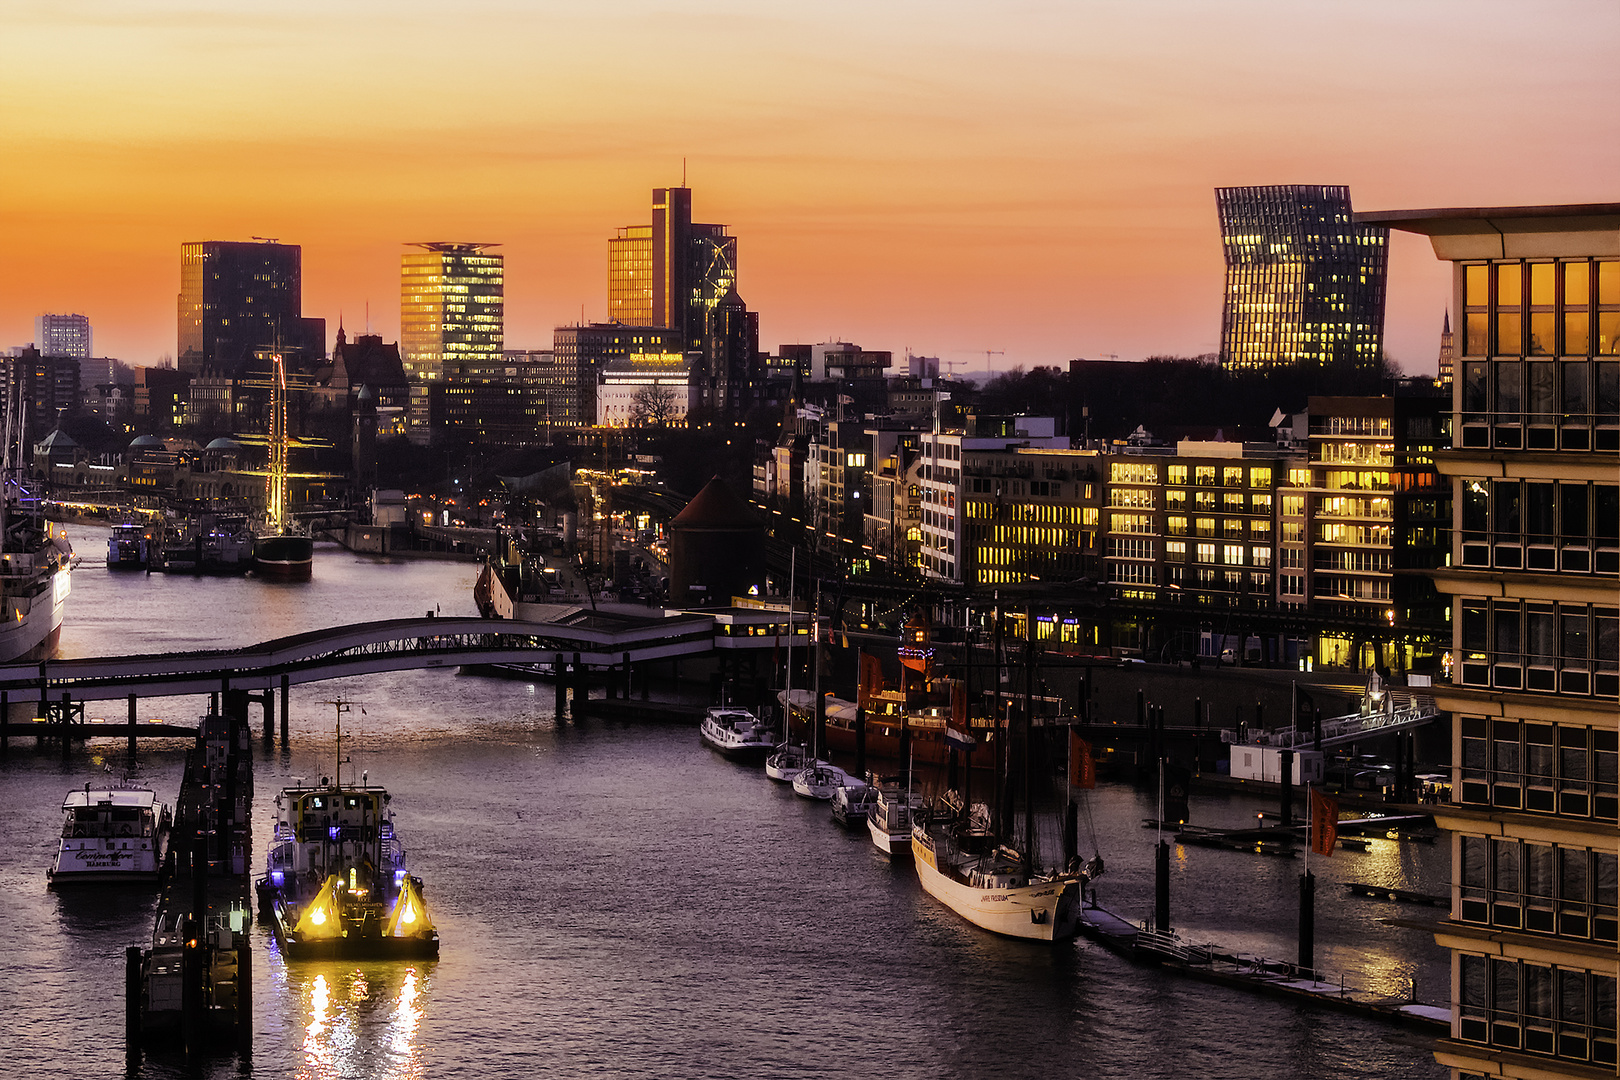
[1216,185,1389,373]
[400,243,504,383]
[178,240,311,375]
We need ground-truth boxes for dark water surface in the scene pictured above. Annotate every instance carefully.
[0,528,1448,1079]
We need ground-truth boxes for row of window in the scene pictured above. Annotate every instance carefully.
[1459,718,1619,820]
[1458,600,1620,697]
[1458,955,1618,1064]
[1458,835,1617,942]
[1459,358,1620,450]
[1458,478,1620,574]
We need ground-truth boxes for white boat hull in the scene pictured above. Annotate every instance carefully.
[911,833,1082,942]
[0,562,68,664]
[868,817,913,859]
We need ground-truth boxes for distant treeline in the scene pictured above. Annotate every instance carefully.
[974,355,1408,443]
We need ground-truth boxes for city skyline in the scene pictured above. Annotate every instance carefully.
[3,1,1615,374]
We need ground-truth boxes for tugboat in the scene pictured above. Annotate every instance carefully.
[48,780,171,886]
[106,523,151,570]
[255,702,438,959]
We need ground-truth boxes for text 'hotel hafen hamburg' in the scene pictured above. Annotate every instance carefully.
[1356,202,1620,1080]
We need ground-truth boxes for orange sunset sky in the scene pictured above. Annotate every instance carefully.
[4,1,1616,376]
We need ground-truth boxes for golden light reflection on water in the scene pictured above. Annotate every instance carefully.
[293,965,429,1080]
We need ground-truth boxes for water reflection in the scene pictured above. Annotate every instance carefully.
[292,964,430,1080]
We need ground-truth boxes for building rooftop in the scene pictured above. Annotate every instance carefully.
[1355,203,1620,259]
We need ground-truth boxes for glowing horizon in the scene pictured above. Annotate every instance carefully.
[3,0,1615,377]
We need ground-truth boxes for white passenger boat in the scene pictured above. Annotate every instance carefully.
[48,783,171,886]
[792,763,863,801]
[911,826,1084,942]
[700,705,776,761]
[867,786,925,859]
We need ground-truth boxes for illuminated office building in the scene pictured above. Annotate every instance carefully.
[550,323,681,428]
[1216,185,1389,373]
[400,243,504,383]
[178,241,321,375]
[1359,202,1620,1080]
[35,313,91,359]
[609,187,757,415]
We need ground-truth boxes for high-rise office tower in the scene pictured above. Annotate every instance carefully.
[609,187,757,416]
[34,313,91,359]
[1216,185,1389,373]
[178,241,320,375]
[1360,201,1620,1080]
[400,243,504,383]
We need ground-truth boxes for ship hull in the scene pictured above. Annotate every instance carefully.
[912,832,1082,942]
[0,563,68,664]
[254,535,314,582]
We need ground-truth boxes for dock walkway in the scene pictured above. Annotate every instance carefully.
[1077,900,1448,1031]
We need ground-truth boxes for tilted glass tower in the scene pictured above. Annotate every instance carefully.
[1216,185,1389,373]
[400,243,504,383]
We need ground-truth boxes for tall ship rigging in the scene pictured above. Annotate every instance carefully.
[253,349,314,581]
[0,385,71,662]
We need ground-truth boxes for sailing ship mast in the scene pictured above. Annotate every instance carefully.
[266,349,289,536]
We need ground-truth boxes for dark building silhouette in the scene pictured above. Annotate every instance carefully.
[1216,185,1388,374]
[549,323,681,429]
[667,475,764,606]
[178,240,323,375]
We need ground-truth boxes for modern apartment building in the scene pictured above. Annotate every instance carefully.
[1216,185,1389,374]
[916,417,1101,587]
[400,243,504,383]
[34,313,91,359]
[1306,392,1450,672]
[1359,203,1620,1080]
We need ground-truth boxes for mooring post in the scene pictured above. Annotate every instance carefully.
[1155,838,1171,933]
[128,693,138,759]
[237,926,253,1058]
[572,652,583,715]
[554,654,567,717]
[262,689,273,744]
[623,652,632,701]
[125,944,143,1065]
[1299,870,1316,975]
[180,914,201,1063]
[1,689,8,756]
[1280,747,1295,827]
[60,691,71,760]
[279,673,290,744]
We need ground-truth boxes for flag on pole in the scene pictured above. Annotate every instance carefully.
[1310,789,1339,857]
[1070,730,1095,789]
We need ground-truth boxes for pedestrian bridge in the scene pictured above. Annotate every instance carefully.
[0,609,800,704]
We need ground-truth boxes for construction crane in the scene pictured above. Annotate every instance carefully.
[983,349,1005,366]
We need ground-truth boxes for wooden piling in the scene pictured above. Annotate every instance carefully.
[125,945,143,1065]
[279,674,290,744]
[1155,838,1171,933]
[128,693,138,758]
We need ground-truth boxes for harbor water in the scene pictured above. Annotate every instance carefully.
[0,526,1449,1079]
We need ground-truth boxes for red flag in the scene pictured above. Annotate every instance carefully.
[1310,789,1339,857]
[946,682,975,749]
[1070,730,1095,789]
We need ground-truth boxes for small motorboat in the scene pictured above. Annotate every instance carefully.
[793,763,863,801]
[831,784,878,828]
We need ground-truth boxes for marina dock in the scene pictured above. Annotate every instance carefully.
[127,705,255,1063]
[1077,900,1449,1031]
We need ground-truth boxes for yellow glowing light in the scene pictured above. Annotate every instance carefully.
[310,907,327,926]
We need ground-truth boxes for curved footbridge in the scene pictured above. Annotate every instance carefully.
[0,605,799,750]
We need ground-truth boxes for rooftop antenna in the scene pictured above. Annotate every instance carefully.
[682,157,687,187]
